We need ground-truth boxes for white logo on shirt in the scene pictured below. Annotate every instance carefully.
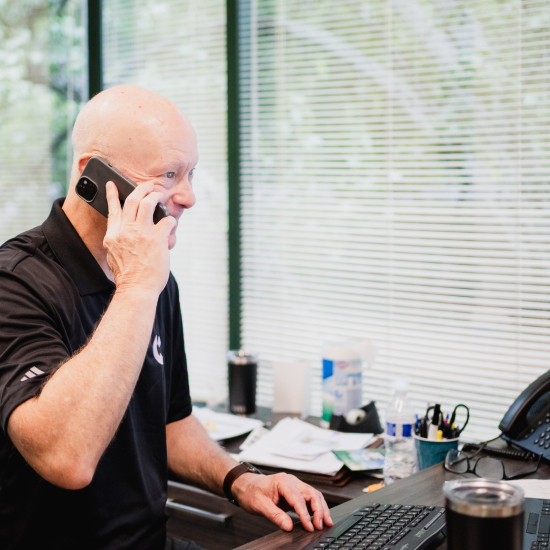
[20,366,45,382]
[153,335,164,365]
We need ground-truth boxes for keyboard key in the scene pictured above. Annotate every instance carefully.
[540,515,550,534]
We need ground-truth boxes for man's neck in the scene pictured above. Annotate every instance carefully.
[62,192,114,282]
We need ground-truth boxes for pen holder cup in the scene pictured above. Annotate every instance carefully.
[413,434,459,470]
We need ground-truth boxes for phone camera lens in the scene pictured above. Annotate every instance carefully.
[76,177,98,202]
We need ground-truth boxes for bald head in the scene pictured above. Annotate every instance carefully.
[70,85,195,185]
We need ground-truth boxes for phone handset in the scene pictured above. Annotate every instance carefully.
[499,370,550,438]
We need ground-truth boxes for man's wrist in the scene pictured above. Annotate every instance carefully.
[223,462,262,505]
[113,285,160,304]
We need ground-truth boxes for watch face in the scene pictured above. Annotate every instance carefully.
[242,461,260,474]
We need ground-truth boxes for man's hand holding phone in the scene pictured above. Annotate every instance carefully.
[103,181,176,296]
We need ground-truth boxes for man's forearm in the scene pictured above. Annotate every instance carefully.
[8,288,158,489]
[166,414,239,496]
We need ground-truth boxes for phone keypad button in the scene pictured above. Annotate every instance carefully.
[539,440,546,447]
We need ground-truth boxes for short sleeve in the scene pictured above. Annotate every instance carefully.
[166,278,192,424]
[0,270,69,433]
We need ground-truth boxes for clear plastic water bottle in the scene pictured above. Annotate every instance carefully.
[383,389,418,485]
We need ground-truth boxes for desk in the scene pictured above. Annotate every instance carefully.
[235,451,550,550]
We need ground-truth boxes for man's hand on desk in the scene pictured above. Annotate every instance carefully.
[231,471,334,533]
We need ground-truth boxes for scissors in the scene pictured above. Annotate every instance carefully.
[450,404,470,436]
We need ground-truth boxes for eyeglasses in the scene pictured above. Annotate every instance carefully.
[444,448,542,481]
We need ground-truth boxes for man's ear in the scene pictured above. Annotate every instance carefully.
[77,153,95,175]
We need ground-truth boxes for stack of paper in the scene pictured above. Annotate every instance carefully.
[193,407,263,441]
[238,417,375,475]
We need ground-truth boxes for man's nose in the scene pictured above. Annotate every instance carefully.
[173,178,196,209]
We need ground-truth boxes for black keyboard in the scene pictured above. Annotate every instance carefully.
[524,498,550,549]
[300,503,446,550]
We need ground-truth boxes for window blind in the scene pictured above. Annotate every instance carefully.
[103,0,228,403]
[239,0,550,440]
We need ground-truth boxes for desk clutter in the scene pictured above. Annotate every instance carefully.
[238,417,375,476]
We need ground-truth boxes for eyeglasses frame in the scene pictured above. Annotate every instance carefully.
[443,445,542,481]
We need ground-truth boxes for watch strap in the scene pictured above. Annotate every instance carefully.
[223,462,261,505]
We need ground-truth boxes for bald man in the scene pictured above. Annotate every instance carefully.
[0,85,332,550]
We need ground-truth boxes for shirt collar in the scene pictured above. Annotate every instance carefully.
[42,198,115,296]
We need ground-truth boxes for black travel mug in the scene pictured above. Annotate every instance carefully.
[227,350,258,415]
[444,479,524,550]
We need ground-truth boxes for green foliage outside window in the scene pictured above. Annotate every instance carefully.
[0,0,85,243]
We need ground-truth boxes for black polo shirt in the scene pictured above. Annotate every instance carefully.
[0,199,192,550]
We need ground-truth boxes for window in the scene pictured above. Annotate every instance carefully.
[239,0,550,440]
[0,0,86,244]
[102,0,228,403]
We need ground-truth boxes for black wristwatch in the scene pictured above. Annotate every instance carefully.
[223,461,262,506]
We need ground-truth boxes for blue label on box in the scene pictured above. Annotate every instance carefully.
[322,359,333,379]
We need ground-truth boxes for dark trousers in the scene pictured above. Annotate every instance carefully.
[164,538,207,550]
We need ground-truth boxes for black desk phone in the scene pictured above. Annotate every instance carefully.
[500,370,550,457]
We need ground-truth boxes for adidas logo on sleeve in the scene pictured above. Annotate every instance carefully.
[20,366,45,382]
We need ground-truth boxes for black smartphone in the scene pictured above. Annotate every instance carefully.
[75,156,169,224]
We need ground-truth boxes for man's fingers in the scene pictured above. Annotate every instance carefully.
[293,478,328,530]
[321,495,334,527]
[295,478,332,529]
[309,488,331,530]
[105,181,121,221]
[321,493,333,527]
[259,498,294,532]
[302,485,323,530]
[155,215,177,237]
[121,182,154,222]
[276,476,314,532]
[135,191,165,224]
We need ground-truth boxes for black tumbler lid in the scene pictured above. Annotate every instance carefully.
[227,349,258,365]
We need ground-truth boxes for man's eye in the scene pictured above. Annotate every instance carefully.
[166,172,175,179]
[189,169,195,179]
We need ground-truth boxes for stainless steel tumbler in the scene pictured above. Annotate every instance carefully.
[227,350,258,415]
[444,478,525,550]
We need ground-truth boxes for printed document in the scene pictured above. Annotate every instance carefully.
[238,417,375,475]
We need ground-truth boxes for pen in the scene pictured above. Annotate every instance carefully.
[419,416,428,438]
[428,404,441,440]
